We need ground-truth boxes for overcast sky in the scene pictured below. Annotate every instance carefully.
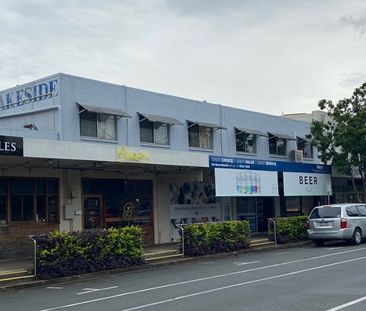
[1,0,366,115]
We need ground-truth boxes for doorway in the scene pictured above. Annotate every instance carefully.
[83,195,103,229]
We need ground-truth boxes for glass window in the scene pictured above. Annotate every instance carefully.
[188,122,213,149]
[357,205,366,216]
[139,115,169,145]
[346,206,360,217]
[309,206,341,219]
[269,135,287,156]
[80,109,117,140]
[297,138,313,159]
[4,178,59,223]
[236,130,256,153]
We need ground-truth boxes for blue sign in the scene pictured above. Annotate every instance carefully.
[209,155,331,174]
[1,79,58,110]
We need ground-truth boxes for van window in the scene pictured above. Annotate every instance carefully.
[309,206,341,219]
[357,205,366,216]
[346,206,360,217]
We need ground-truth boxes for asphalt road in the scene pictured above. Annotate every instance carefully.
[2,243,366,311]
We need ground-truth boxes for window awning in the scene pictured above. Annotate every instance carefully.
[235,127,267,137]
[138,112,183,125]
[297,136,311,142]
[268,132,296,140]
[187,120,227,130]
[77,103,131,118]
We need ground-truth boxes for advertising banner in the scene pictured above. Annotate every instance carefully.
[283,172,332,196]
[169,181,219,241]
[214,168,278,197]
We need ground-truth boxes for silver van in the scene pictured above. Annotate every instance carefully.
[307,203,366,246]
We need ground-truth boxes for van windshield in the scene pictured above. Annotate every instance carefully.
[309,206,341,219]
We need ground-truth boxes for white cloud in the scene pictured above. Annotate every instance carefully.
[0,0,366,115]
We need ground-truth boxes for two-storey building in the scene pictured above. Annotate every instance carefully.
[0,73,331,256]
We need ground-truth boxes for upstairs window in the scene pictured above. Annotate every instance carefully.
[268,132,292,156]
[80,111,117,140]
[188,122,214,149]
[297,137,313,159]
[78,103,131,141]
[138,113,182,146]
[235,128,265,154]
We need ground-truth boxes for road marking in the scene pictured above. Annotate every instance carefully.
[39,247,366,311]
[274,252,290,255]
[77,286,119,295]
[234,261,260,266]
[325,296,366,311]
[118,256,366,311]
[46,287,64,290]
[327,247,344,251]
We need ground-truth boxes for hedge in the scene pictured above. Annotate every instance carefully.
[275,216,308,244]
[183,221,250,256]
[33,226,144,279]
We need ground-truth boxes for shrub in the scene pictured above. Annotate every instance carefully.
[183,221,250,256]
[33,226,144,279]
[275,216,308,244]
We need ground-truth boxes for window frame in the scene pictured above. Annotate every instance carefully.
[79,109,118,141]
[269,134,287,156]
[188,122,214,150]
[139,114,170,146]
[235,129,257,154]
[2,178,60,224]
[297,137,313,159]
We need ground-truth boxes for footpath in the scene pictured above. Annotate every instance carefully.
[0,237,311,291]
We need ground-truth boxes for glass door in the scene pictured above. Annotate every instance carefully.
[83,195,102,229]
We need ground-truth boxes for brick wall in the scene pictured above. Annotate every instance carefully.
[0,223,58,259]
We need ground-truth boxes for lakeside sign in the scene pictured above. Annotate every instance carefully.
[0,136,23,156]
[1,79,58,110]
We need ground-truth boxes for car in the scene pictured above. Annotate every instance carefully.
[307,203,366,246]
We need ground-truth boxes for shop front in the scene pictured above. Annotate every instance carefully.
[81,178,154,245]
[210,155,332,233]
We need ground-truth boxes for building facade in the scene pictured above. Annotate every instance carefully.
[0,74,331,256]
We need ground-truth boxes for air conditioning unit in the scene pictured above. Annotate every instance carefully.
[290,150,303,162]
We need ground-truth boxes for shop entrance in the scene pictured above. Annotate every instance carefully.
[236,197,274,233]
[83,195,103,229]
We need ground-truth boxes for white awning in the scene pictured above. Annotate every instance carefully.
[235,127,267,137]
[138,112,183,125]
[187,120,227,130]
[77,103,131,118]
[268,132,296,140]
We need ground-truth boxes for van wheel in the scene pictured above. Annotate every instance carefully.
[314,240,324,247]
[352,228,362,245]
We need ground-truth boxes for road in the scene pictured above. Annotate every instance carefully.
[2,243,366,311]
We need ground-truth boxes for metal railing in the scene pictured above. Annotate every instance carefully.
[267,218,277,245]
[29,235,37,276]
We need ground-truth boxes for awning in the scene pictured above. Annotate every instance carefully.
[268,132,296,140]
[296,136,311,142]
[138,112,183,125]
[77,103,131,118]
[187,120,227,130]
[235,127,267,137]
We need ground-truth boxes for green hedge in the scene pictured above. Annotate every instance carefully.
[183,221,250,256]
[275,216,308,244]
[33,226,144,279]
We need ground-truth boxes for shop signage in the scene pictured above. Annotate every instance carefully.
[1,79,58,110]
[283,172,332,196]
[209,155,331,174]
[214,168,279,197]
[0,136,23,156]
[117,146,149,161]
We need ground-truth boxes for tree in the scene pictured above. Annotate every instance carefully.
[307,82,366,202]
